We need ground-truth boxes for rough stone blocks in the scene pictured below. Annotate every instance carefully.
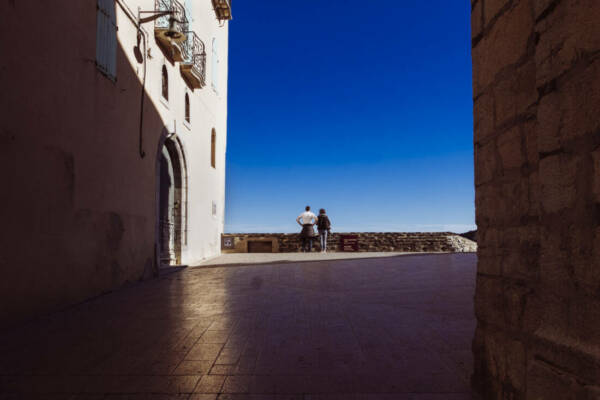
[472,0,600,397]
[472,0,534,96]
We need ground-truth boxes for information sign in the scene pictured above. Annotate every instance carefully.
[340,234,359,252]
[221,236,234,250]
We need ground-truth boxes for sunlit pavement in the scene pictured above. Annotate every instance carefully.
[195,252,427,267]
[0,253,477,399]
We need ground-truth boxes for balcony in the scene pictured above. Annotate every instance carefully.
[180,32,206,90]
[154,0,188,62]
[212,0,232,21]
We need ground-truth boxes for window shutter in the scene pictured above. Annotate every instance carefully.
[96,0,117,80]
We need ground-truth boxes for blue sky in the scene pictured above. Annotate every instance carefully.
[225,1,474,233]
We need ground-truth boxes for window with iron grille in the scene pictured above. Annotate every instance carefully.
[211,129,216,168]
[185,93,190,123]
[96,0,117,81]
[162,65,169,101]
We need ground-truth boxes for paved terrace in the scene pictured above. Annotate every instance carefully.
[196,252,426,267]
[0,253,477,399]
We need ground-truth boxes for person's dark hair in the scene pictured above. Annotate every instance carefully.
[319,208,326,214]
[305,206,310,211]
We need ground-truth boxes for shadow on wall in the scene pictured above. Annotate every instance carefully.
[0,1,181,327]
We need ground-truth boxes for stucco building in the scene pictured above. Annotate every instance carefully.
[0,0,231,324]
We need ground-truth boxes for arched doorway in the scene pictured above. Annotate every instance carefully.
[157,133,187,267]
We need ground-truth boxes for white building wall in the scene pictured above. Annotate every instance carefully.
[116,0,228,265]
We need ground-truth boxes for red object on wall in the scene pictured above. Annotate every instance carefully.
[340,235,359,252]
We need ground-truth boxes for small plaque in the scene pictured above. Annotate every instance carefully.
[222,236,234,250]
[340,235,359,252]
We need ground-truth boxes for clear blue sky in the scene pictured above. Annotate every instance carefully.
[225,1,474,233]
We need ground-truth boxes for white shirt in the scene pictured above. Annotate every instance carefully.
[297,211,317,225]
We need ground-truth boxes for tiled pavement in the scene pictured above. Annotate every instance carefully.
[0,253,477,399]
[195,252,422,267]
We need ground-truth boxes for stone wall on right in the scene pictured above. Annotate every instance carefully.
[471,0,600,398]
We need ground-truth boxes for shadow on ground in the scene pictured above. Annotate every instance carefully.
[0,253,477,399]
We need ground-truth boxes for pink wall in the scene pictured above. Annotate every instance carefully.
[0,1,168,325]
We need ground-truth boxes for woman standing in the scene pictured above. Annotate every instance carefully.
[317,208,332,252]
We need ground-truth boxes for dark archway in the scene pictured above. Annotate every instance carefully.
[156,132,187,267]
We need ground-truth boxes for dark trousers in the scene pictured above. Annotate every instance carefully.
[302,237,313,252]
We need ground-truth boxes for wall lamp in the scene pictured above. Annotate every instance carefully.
[138,9,184,40]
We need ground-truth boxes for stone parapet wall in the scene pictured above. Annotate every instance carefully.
[222,232,476,253]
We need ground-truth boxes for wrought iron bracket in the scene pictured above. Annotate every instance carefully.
[138,10,175,25]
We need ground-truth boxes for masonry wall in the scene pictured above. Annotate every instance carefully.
[471,0,600,397]
[0,0,228,326]
[222,233,477,253]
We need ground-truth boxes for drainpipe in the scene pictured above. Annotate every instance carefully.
[115,0,148,159]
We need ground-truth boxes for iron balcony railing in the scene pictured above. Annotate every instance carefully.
[154,0,188,37]
[181,31,206,87]
[212,0,232,21]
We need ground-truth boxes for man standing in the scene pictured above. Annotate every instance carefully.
[296,206,317,252]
